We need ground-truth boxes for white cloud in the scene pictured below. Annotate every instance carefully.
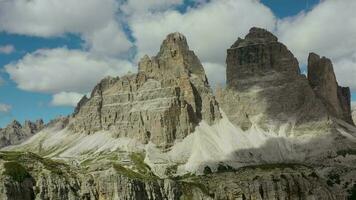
[276,0,356,91]
[51,92,84,107]
[333,53,356,91]
[0,45,15,54]
[0,104,11,113]
[0,0,132,55]
[83,20,132,56]
[131,0,276,63]
[202,62,226,88]
[5,48,135,94]
[129,0,276,90]
[122,0,183,15]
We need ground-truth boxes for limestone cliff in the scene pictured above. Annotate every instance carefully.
[308,52,354,125]
[218,27,330,133]
[69,32,220,148]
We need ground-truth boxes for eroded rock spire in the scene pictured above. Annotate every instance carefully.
[70,32,220,148]
[308,52,354,125]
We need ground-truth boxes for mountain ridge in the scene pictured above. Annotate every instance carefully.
[1,27,356,200]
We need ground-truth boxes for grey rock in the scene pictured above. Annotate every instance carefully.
[219,27,330,134]
[308,52,354,125]
[69,32,220,148]
[0,152,344,200]
[0,119,44,148]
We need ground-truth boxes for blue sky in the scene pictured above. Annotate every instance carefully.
[0,0,355,127]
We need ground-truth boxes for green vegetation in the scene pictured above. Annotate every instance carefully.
[113,163,155,180]
[217,164,234,173]
[348,184,356,200]
[336,149,356,157]
[165,164,178,176]
[129,152,151,175]
[0,151,68,176]
[240,163,311,171]
[327,172,341,187]
[113,152,157,180]
[180,181,213,200]
[0,151,24,161]
[3,161,32,182]
[203,166,212,174]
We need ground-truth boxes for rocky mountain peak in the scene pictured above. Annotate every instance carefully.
[70,32,220,148]
[308,52,354,125]
[226,27,300,90]
[0,119,44,148]
[219,28,332,132]
[245,27,278,41]
[159,32,189,53]
[231,27,278,48]
[138,32,207,83]
[8,120,22,129]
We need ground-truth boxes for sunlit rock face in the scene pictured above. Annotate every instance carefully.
[69,32,221,148]
[308,52,354,125]
[218,27,330,133]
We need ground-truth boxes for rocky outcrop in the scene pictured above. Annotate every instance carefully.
[0,152,344,200]
[308,53,354,125]
[218,27,330,133]
[0,119,44,148]
[70,32,220,148]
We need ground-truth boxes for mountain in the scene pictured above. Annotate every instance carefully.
[1,28,356,200]
[69,32,220,148]
[0,119,44,148]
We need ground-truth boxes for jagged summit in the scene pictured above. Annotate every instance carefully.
[226,27,300,90]
[220,28,333,132]
[231,27,278,48]
[245,27,278,42]
[1,28,356,200]
[70,32,220,147]
[308,52,354,125]
[139,32,207,82]
[159,32,189,53]
[0,119,44,148]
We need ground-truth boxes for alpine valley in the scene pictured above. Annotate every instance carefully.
[1,27,356,200]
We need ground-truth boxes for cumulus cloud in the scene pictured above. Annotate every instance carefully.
[202,62,226,87]
[83,20,132,56]
[129,0,276,87]
[51,92,84,107]
[5,48,135,94]
[0,104,11,113]
[130,0,275,62]
[0,0,132,55]
[121,0,183,15]
[0,45,15,54]
[276,0,356,91]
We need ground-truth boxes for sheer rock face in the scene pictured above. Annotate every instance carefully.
[308,52,354,125]
[0,120,44,148]
[70,32,221,147]
[219,27,330,133]
[352,105,356,125]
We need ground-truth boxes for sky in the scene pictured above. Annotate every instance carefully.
[0,0,355,127]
